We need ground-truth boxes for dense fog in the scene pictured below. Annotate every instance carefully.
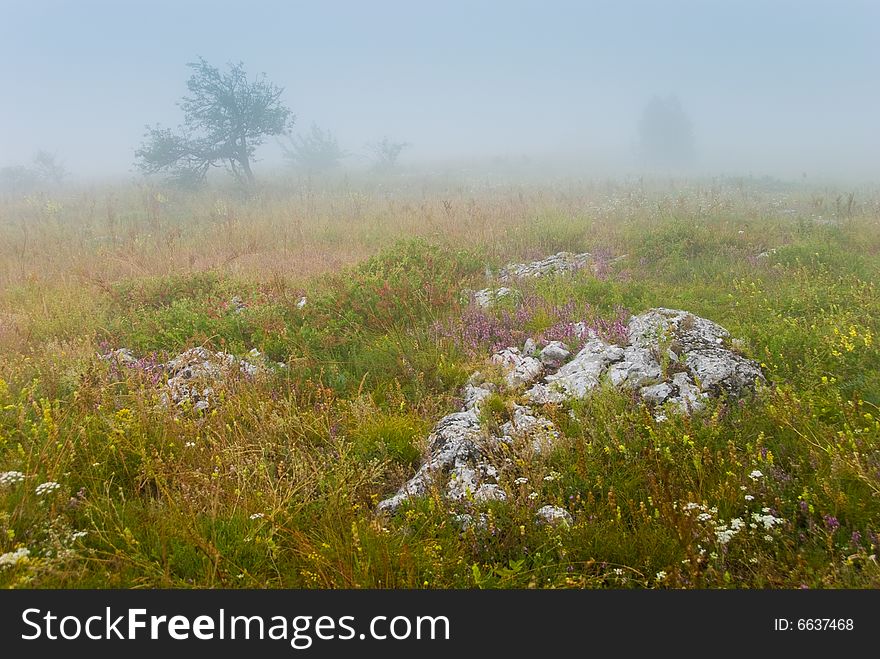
[1,0,878,183]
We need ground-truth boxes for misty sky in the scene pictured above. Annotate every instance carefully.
[1,0,878,180]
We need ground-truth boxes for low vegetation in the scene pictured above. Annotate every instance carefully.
[1,176,878,588]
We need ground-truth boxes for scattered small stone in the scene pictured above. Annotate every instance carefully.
[453,512,488,532]
[230,296,247,313]
[473,484,507,503]
[100,348,137,366]
[162,347,268,411]
[536,505,573,527]
[473,286,514,308]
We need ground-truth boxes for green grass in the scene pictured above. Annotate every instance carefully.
[1,178,879,588]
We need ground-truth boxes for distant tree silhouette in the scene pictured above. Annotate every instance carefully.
[638,95,695,168]
[136,58,293,187]
[0,166,40,195]
[33,151,67,186]
[367,137,409,171]
[0,151,67,195]
[281,124,348,173]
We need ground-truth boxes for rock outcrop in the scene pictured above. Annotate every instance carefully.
[377,307,764,516]
[162,347,266,411]
[103,346,272,412]
[467,251,630,308]
[466,252,590,309]
[526,308,764,413]
[498,251,593,281]
[473,287,515,308]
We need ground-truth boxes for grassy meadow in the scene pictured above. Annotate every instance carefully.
[1,174,879,588]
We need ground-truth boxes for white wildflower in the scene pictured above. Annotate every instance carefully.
[296,297,307,309]
[749,470,764,481]
[764,535,773,542]
[513,477,529,485]
[715,518,745,545]
[248,512,265,520]
[716,528,736,545]
[185,441,196,448]
[0,471,25,487]
[655,570,667,581]
[527,492,539,500]
[752,511,783,530]
[744,494,755,501]
[35,481,60,496]
[0,547,30,568]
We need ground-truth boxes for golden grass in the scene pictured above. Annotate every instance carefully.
[1,175,876,358]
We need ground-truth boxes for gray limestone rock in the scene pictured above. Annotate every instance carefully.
[539,340,571,366]
[490,347,545,389]
[379,292,764,516]
[536,505,573,527]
